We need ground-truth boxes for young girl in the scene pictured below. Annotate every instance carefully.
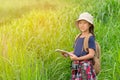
[68,12,96,80]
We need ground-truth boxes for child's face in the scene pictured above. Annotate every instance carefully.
[78,20,91,32]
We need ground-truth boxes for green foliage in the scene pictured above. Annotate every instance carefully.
[0,0,120,80]
[93,0,120,24]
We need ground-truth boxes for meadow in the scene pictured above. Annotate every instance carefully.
[0,0,120,80]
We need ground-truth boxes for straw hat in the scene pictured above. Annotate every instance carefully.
[76,12,94,27]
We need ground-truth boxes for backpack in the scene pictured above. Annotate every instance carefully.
[75,33,101,75]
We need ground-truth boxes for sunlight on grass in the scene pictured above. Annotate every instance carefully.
[0,0,120,80]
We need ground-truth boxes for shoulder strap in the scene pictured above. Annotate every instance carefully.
[95,42,101,58]
[83,33,93,52]
[75,33,81,43]
[74,33,81,47]
[75,33,81,41]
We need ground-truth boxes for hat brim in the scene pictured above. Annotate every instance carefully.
[75,18,94,27]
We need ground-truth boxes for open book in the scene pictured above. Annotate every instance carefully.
[55,49,74,56]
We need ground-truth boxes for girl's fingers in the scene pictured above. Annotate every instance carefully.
[61,52,68,57]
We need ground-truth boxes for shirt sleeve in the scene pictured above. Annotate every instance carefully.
[88,36,96,50]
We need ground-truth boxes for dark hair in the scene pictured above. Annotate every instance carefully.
[89,24,95,37]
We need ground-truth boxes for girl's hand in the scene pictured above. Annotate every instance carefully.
[61,52,69,57]
[69,54,79,60]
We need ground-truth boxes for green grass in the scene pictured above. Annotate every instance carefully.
[0,0,120,80]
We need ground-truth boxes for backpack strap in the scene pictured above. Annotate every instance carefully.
[95,42,101,58]
[83,33,93,52]
[75,33,81,41]
[74,33,81,47]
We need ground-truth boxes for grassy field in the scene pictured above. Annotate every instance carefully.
[0,0,120,80]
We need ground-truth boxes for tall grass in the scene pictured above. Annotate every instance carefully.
[93,0,120,79]
[0,0,68,25]
[0,0,120,80]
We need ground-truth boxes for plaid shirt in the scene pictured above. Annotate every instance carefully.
[71,60,96,80]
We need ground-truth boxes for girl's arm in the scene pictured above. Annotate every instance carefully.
[69,51,74,54]
[77,48,95,60]
[70,48,95,61]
